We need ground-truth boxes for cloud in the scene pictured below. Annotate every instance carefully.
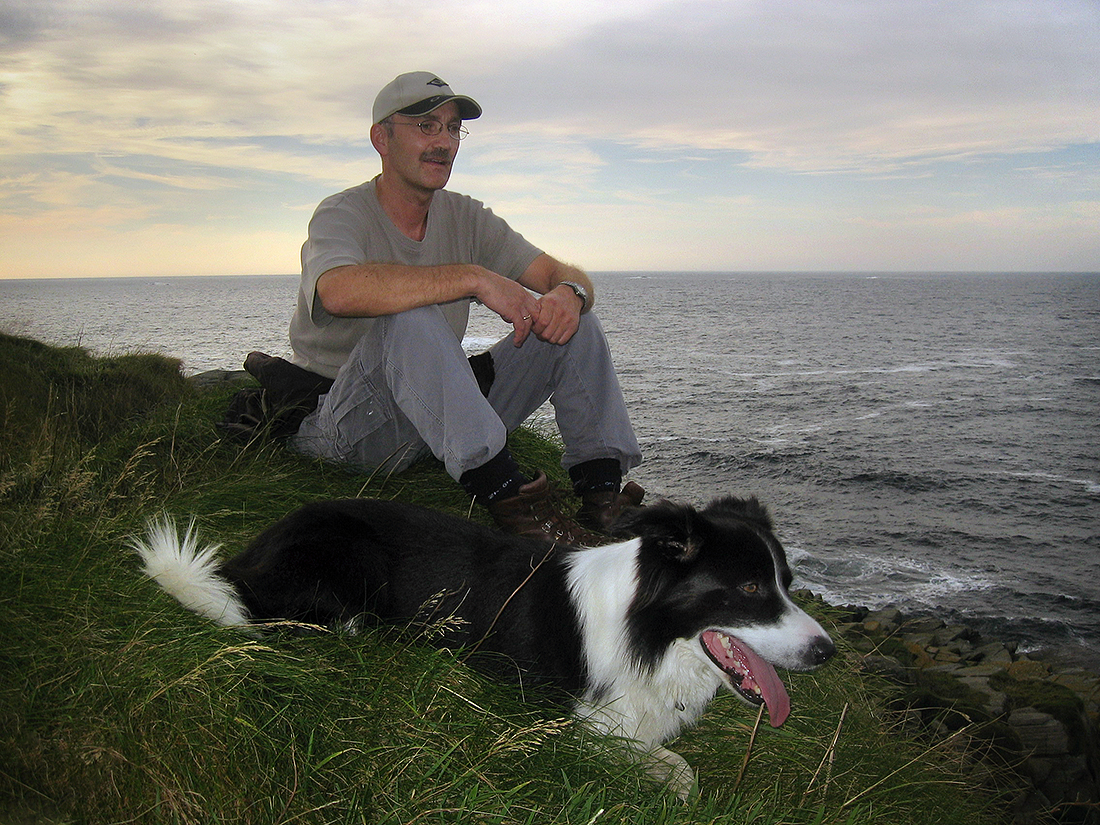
[476,0,1099,171]
[0,0,1096,276]
[8,0,1096,173]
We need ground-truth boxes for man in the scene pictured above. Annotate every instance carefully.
[287,71,642,543]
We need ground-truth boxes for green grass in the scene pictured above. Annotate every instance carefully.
[0,332,1019,824]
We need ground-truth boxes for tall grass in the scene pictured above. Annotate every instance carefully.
[0,333,1017,824]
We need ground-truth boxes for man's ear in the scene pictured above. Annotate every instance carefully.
[370,122,390,156]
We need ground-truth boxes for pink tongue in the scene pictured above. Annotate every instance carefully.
[703,631,791,727]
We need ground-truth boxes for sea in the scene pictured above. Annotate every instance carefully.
[2,272,1098,667]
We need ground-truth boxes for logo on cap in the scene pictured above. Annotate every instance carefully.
[427,77,447,88]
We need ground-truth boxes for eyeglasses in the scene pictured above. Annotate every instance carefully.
[388,119,469,141]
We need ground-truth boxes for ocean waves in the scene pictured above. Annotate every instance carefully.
[3,271,1098,664]
[607,272,1100,664]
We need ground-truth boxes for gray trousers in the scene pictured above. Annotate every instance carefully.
[291,305,642,481]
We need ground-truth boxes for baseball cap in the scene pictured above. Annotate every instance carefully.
[372,72,482,124]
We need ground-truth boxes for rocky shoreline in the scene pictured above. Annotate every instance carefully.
[824,599,1100,824]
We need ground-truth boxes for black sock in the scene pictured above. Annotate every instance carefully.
[459,448,530,505]
[569,458,622,497]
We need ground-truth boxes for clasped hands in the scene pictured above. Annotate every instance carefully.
[479,274,582,348]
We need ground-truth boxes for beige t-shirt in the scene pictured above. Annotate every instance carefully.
[288,177,542,379]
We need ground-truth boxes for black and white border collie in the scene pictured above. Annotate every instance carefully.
[133,495,835,799]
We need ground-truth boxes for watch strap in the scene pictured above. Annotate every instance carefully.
[560,280,588,312]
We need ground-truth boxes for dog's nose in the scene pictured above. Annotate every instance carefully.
[808,636,836,666]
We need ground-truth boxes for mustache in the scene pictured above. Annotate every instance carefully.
[420,149,453,164]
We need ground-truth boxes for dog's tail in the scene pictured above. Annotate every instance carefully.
[131,515,250,627]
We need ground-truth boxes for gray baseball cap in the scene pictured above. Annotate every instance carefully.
[372,72,482,124]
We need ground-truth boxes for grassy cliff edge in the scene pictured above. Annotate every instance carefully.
[0,332,1014,825]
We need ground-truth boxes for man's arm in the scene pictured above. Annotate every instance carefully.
[316,262,543,346]
[519,254,595,346]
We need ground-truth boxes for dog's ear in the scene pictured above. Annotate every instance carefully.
[663,535,701,563]
[627,500,703,563]
[703,495,773,532]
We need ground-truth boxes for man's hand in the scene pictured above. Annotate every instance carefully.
[473,268,543,347]
[531,284,583,345]
[515,254,593,347]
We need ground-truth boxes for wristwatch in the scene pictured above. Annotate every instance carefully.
[559,281,589,312]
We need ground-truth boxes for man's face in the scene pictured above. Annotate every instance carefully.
[377,100,462,195]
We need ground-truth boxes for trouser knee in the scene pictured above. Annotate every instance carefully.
[383,304,455,342]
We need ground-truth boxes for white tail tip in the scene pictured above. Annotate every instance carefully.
[131,514,250,627]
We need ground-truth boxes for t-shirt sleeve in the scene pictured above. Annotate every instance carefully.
[424,190,541,283]
[464,200,543,283]
[299,193,371,325]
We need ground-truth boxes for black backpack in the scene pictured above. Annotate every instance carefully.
[217,352,333,441]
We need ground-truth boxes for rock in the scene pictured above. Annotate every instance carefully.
[1008,660,1051,681]
[833,622,862,638]
[986,690,1009,717]
[952,673,1009,716]
[904,639,936,669]
[837,604,869,622]
[938,625,972,645]
[861,654,912,684]
[932,648,963,664]
[833,603,1100,822]
[865,607,903,631]
[1030,755,1094,808]
[849,635,878,654]
[970,641,1015,666]
[861,619,884,634]
[955,662,1009,679]
[187,369,251,388]
[1009,708,1070,756]
[903,616,946,635]
[1049,670,1100,703]
[1011,787,1054,825]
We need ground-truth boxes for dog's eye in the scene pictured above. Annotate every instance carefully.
[740,583,759,594]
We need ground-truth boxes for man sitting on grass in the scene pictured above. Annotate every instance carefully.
[282,72,643,544]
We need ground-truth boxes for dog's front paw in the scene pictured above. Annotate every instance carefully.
[640,745,697,801]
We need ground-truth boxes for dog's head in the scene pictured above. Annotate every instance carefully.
[620,496,835,726]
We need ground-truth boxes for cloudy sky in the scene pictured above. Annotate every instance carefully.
[1,0,1098,278]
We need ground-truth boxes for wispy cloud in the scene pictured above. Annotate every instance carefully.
[479,0,1098,169]
[0,0,1097,276]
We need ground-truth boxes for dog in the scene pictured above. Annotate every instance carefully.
[132,494,835,799]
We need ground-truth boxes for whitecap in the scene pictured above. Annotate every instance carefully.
[784,545,999,615]
[462,335,499,353]
[1006,470,1100,495]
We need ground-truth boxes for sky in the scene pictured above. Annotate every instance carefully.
[1,0,1098,279]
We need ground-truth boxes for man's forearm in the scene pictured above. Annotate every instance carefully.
[316,262,543,347]
[316,263,483,318]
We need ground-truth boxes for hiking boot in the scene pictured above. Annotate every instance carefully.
[488,473,609,546]
[576,481,646,532]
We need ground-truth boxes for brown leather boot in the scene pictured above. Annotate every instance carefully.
[576,481,646,532]
[487,473,609,546]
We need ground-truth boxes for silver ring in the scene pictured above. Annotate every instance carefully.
[522,314,531,321]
